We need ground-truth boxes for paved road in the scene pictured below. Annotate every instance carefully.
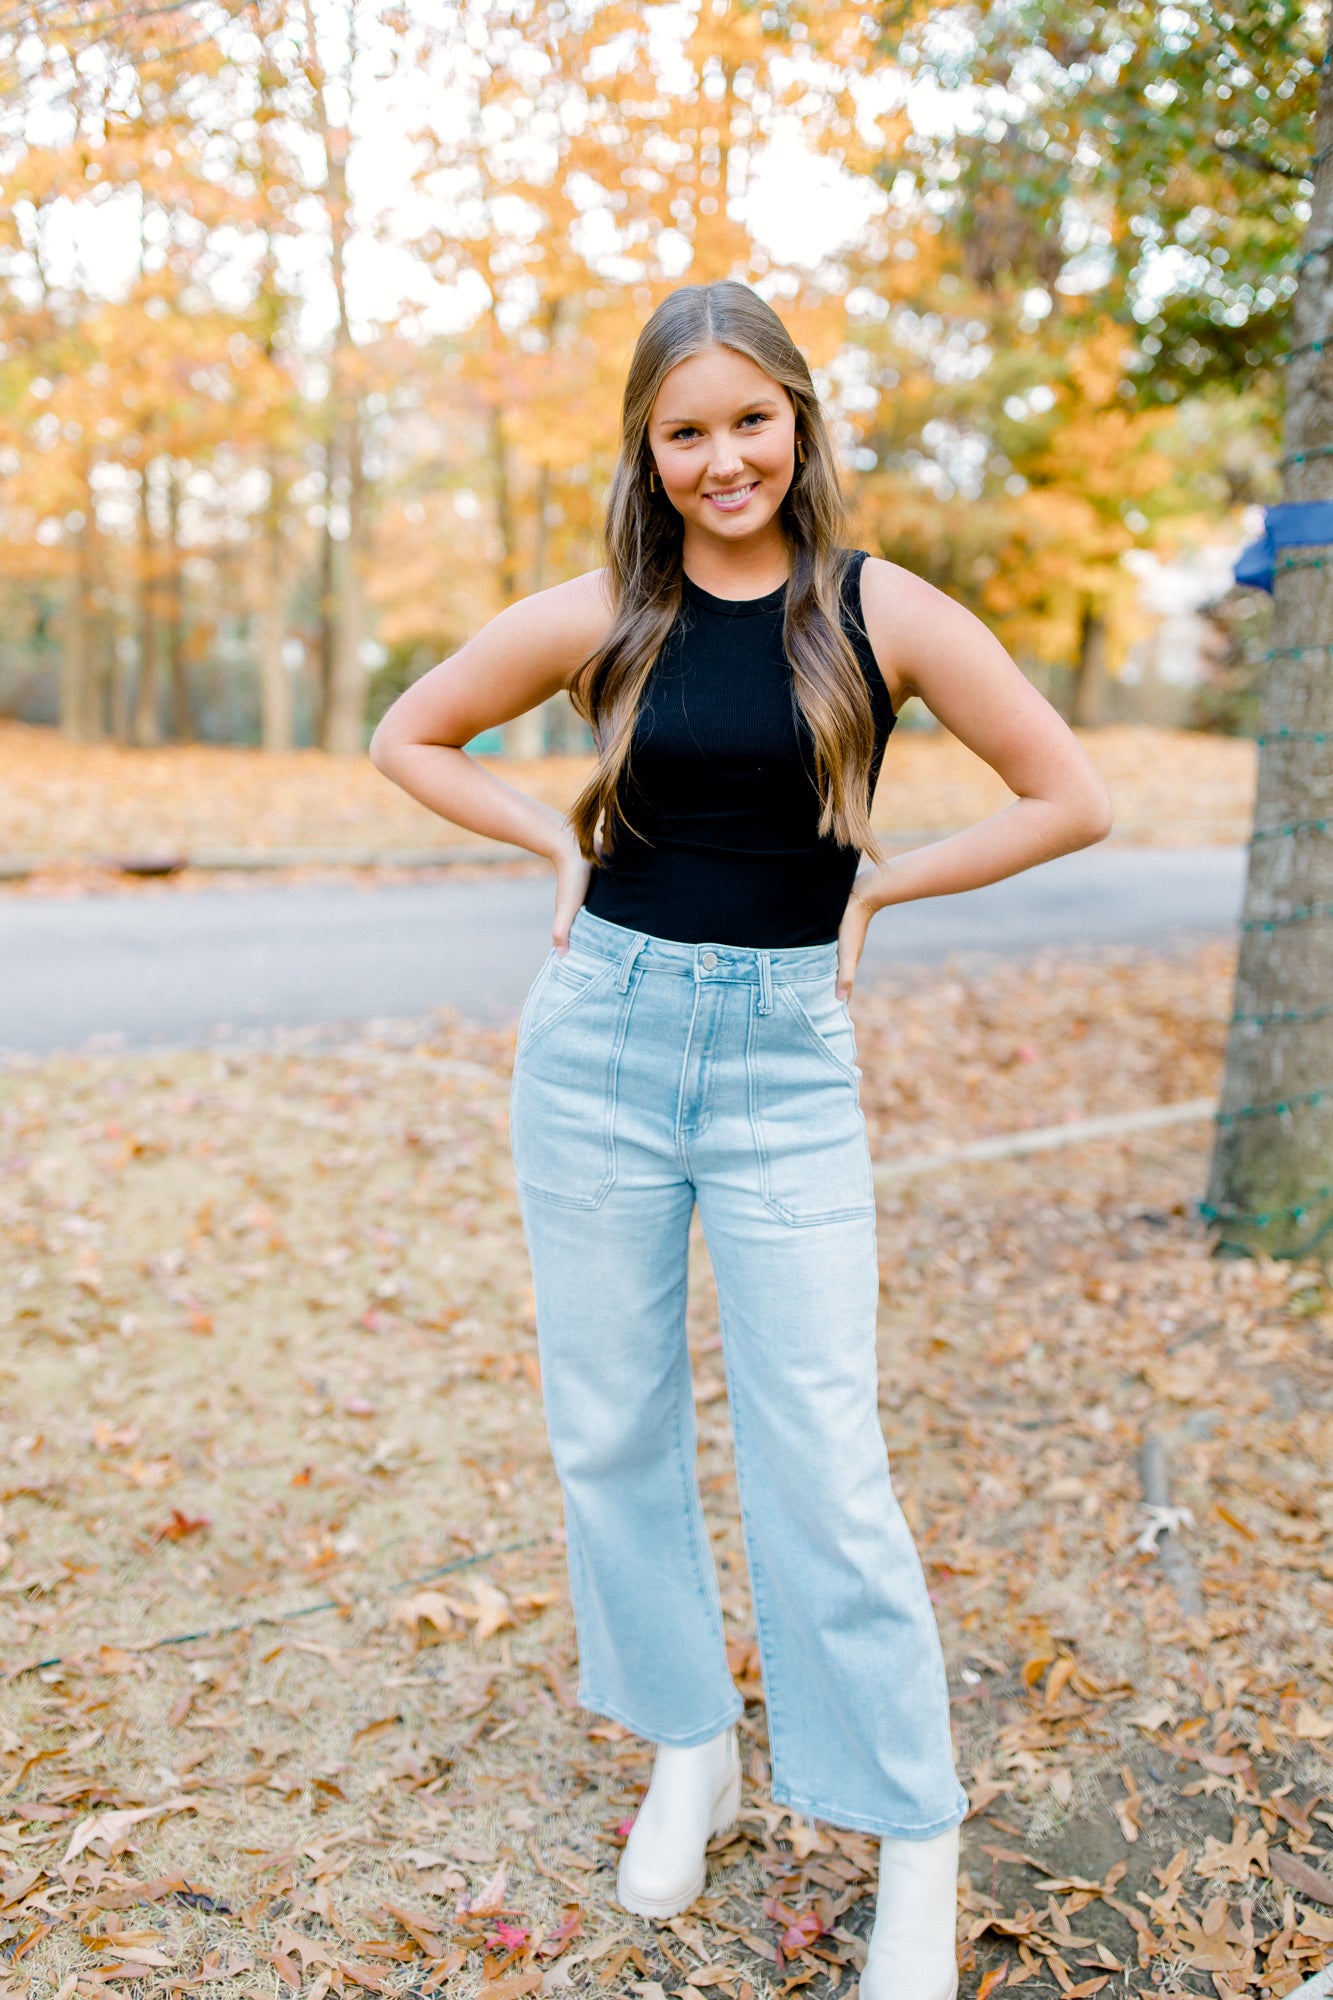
[1,846,1246,1056]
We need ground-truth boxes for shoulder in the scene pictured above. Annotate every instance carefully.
[504,566,616,644]
[856,553,952,632]
[478,567,617,685]
[854,555,998,705]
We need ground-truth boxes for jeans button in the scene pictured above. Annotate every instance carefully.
[701,950,718,970]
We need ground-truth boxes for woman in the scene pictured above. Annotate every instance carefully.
[371,280,1111,2000]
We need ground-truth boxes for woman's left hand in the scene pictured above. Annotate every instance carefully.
[836,876,877,1000]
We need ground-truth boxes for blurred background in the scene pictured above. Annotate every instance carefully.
[1,0,1311,764]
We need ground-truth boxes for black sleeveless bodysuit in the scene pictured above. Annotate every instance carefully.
[583,549,896,949]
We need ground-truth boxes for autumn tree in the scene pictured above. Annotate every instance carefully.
[0,3,303,746]
[874,0,1315,398]
[874,0,1330,1254]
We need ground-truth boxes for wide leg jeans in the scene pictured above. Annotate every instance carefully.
[508,905,967,1838]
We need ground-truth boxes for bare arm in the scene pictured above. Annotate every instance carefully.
[837,558,1113,995]
[369,569,614,950]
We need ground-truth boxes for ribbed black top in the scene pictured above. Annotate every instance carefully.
[583,548,896,948]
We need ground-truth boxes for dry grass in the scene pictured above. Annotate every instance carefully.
[1,942,1330,1999]
[0,723,1256,871]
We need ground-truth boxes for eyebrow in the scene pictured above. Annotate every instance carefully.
[657,400,781,426]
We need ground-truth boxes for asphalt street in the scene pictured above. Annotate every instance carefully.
[1,844,1246,1055]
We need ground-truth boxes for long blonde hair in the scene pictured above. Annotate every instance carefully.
[568,281,881,862]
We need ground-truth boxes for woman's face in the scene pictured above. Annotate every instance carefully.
[647,345,798,546]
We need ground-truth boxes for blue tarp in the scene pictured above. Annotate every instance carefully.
[1235,501,1333,593]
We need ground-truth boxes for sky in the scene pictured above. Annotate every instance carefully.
[13,4,952,344]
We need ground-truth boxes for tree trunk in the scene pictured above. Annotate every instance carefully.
[530,459,551,596]
[493,402,537,756]
[133,465,159,745]
[94,610,113,740]
[1205,29,1333,1261]
[301,0,369,756]
[165,467,192,742]
[259,460,294,752]
[323,414,367,755]
[1070,601,1108,727]
[503,458,550,758]
[314,473,335,745]
[59,510,99,741]
[109,611,131,744]
[492,399,517,603]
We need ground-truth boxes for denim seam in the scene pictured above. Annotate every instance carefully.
[615,931,649,992]
[517,959,618,1057]
[512,970,633,1209]
[778,983,861,1084]
[673,978,705,1179]
[513,949,556,1052]
[766,1785,970,1841]
[672,1336,729,1657]
[689,977,726,1142]
[715,1319,790,1813]
[745,1001,877,1229]
[572,1687,743,1750]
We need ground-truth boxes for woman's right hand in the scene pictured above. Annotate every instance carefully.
[551,830,593,954]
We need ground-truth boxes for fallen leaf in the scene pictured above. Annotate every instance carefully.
[122,1455,179,1488]
[536,1906,582,1958]
[1045,1655,1077,1705]
[352,1714,403,1748]
[784,1819,831,1861]
[96,1644,147,1675]
[460,1861,508,1916]
[1270,1851,1333,1905]
[155,1508,211,1541]
[0,1870,42,1910]
[392,1591,457,1645]
[380,1902,445,1954]
[468,1577,516,1643]
[10,1921,52,1962]
[64,1799,192,1864]
[1195,1818,1268,1883]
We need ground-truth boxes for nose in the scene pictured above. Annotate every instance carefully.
[707,443,744,481]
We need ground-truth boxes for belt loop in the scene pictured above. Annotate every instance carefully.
[616,931,648,993]
[757,950,773,1016]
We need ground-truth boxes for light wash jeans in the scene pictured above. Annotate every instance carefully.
[509,905,967,1838]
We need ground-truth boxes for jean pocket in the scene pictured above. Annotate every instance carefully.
[516,946,614,1054]
[747,986,875,1227]
[781,980,861,1080]
[510,955,624,1208]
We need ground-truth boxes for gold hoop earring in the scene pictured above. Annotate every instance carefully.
[647,467,661,493]
[795,438,805,466]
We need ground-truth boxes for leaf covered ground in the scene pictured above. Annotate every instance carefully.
[1,941,1330,2000]
[0,725,1255,875]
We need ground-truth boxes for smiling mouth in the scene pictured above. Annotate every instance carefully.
[703,482,758,510]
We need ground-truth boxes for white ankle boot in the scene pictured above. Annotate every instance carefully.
[616,1727,741,1919]
[858,1822,960,2000]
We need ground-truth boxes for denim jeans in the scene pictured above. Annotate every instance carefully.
[509,905,967,1838]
